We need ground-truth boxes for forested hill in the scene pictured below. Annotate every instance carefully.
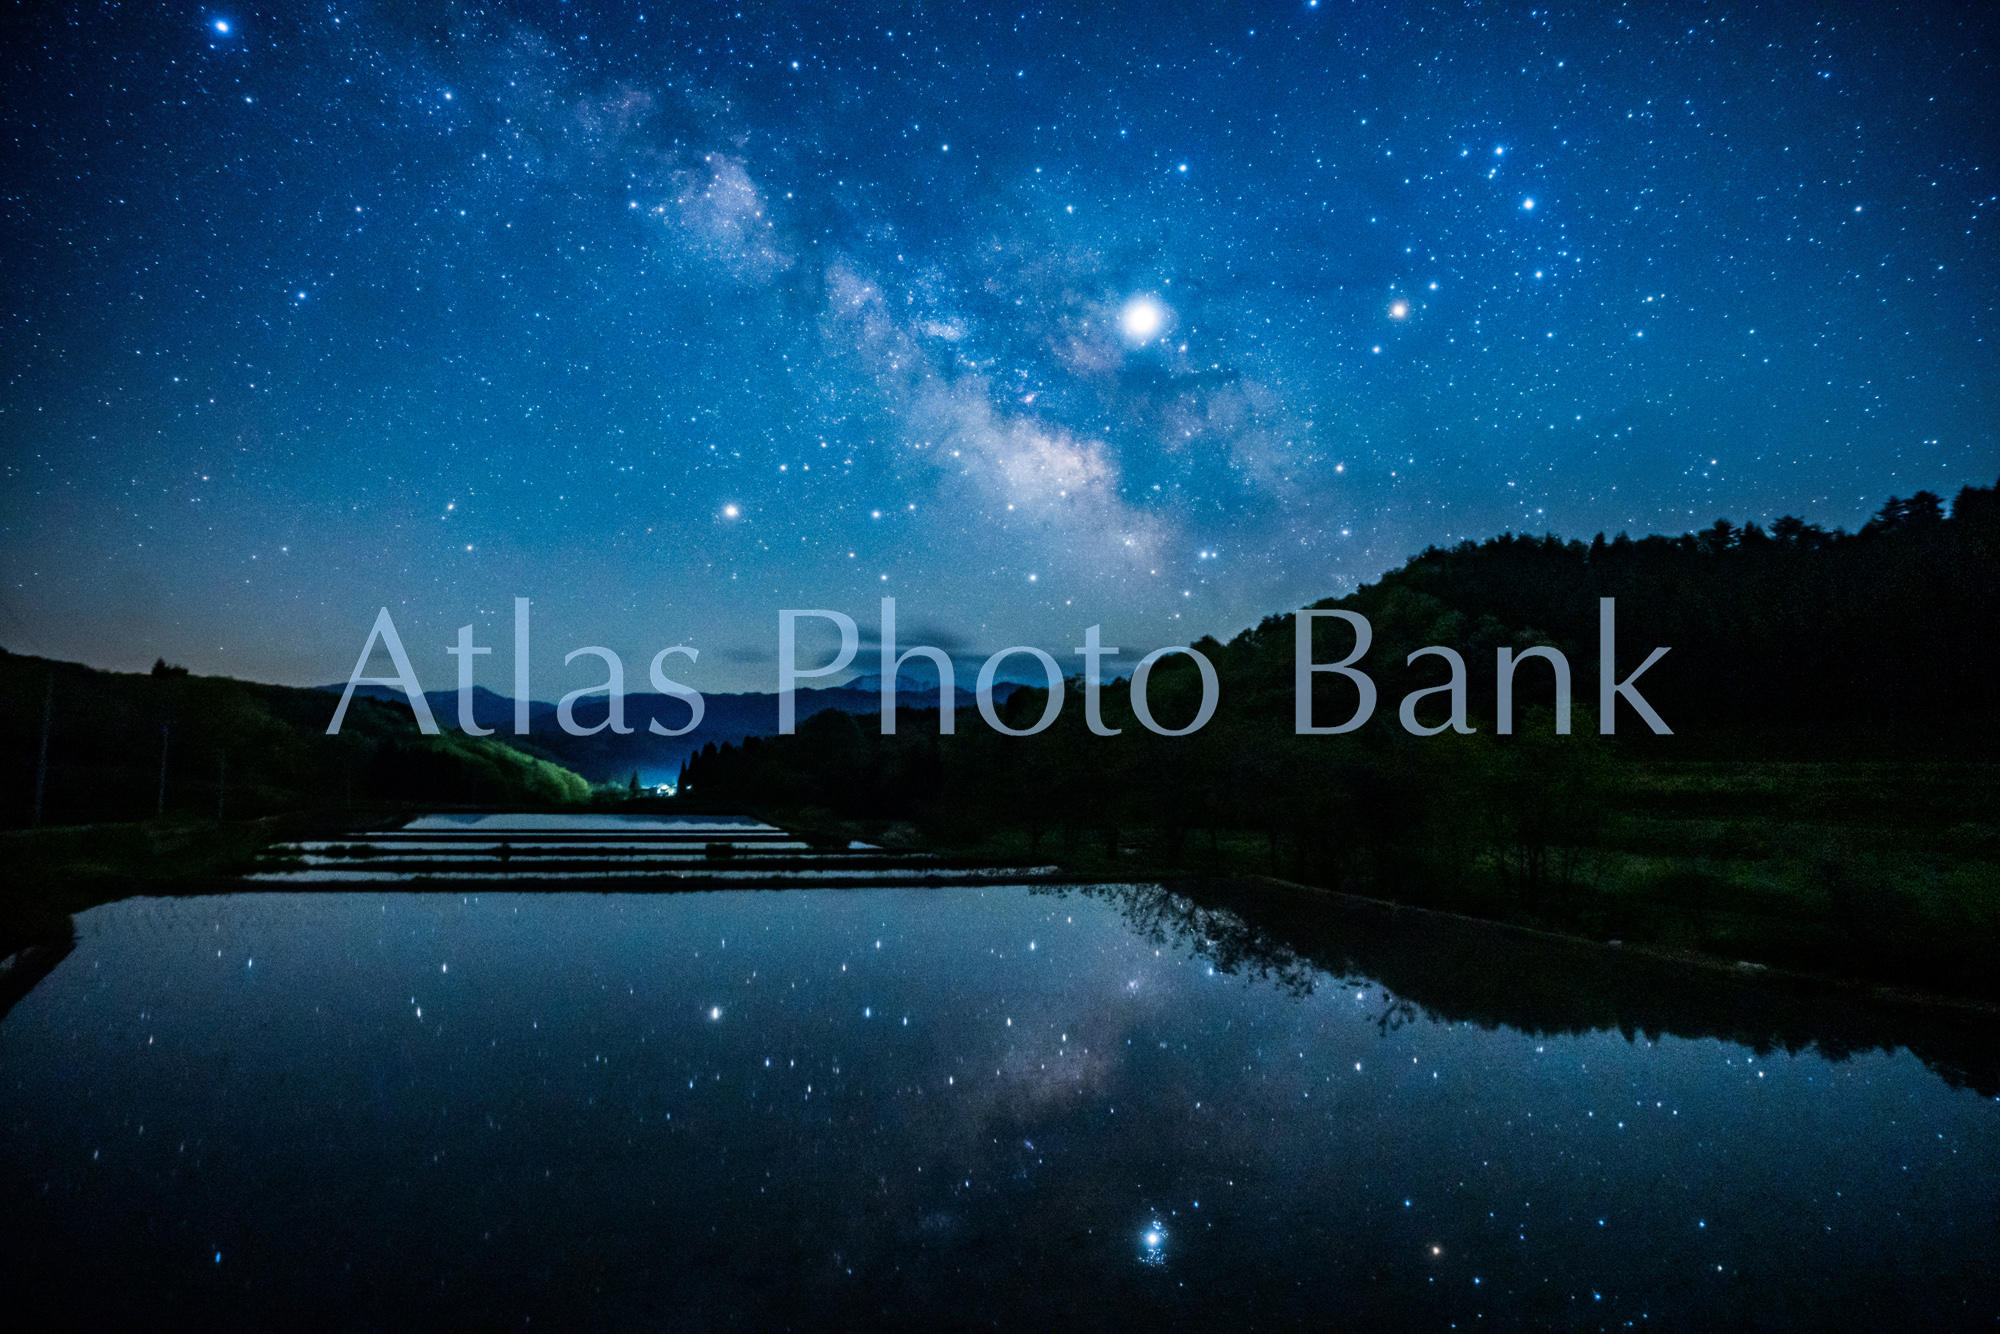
[1271,479,1999,744]
[682,480,1999,816]
[676,484,1998,995]
[0,653,590,829]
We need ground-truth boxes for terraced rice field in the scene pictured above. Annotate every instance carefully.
[249,812,1061,887]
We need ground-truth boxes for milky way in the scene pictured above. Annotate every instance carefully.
[2,3,1992,689]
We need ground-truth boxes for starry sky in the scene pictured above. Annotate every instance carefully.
[3,2,1994,692]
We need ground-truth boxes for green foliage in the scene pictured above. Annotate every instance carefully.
[1349,479,2000,743]
[682,481,2000,995]
[0,652,590,827]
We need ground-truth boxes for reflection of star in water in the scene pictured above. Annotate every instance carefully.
[1389,300,1409,320]
[1140,1219,1167,1265]
[1120,295,1167,342]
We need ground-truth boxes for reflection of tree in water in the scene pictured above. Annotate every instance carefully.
[1042,879,2000,1099]
[1371,995,1423,1035]
[1045,881,1325,998]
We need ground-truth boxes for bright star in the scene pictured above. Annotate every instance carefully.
[214,20,229,33]
[722,504,739,518]
[1522,197,1535,210]
[1120,295,1168,342]
[1389,300,1409,319]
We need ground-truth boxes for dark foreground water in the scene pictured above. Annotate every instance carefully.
[3,884,1996,1329]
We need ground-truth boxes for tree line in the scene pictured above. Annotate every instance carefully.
[0,651,590,828]
[679,480,2000,903]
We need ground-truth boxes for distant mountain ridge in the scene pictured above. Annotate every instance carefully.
[318,680,1017,785]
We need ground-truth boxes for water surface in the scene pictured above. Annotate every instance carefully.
[3,882,1995,1328]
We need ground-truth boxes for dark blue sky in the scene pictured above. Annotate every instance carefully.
[3,1,1994,690]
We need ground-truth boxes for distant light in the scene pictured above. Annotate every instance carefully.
[1178,163,1188,173]
[722,504,739,518]
[1522,197,1535,210]
[709,1007,721,1020]
[214,20,229,33]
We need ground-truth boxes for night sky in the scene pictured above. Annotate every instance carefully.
[3,2,1994,692]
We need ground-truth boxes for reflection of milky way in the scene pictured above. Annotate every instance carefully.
[5,886,1996,1322]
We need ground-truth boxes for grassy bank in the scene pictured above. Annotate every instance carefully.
[749,758,2000,1000]
[0,817,287,954]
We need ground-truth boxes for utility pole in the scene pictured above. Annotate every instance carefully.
[157,723,170,819]
[32,672,52,827]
